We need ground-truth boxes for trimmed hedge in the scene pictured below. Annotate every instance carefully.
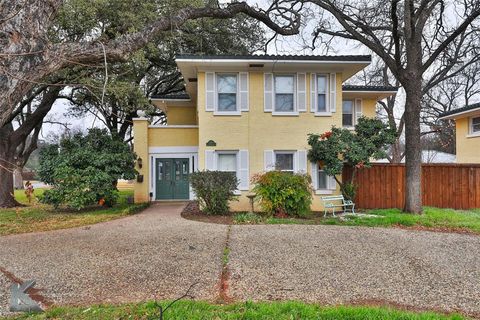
[190,171,239,215]
[252,171,312,217]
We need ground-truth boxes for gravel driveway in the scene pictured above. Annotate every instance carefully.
[228,225,480,316]
[1,203,480,317]
[0,203,227,316]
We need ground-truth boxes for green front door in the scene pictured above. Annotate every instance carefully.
[155,158,189,200]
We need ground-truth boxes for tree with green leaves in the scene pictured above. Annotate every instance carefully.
[307,117,396,200]
[38,128,137,210]
[0,0,283,207]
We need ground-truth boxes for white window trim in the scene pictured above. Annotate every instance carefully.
[274,151,296,172]
[468,116,480,137]
[342,99,355,128]
[314,74,330,116]
[273,74,297,115]
[215,73,241,116]
[315,164,331,194]
[312,162,334,195]
[215,150,241,195]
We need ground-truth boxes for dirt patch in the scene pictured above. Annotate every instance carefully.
[181,201,234,225]
[0,266,53,308]
[394,224,479,236]
[217,225,233,303]
[349,298,480,319]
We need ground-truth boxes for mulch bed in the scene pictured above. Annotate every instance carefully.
[181,201,234,224]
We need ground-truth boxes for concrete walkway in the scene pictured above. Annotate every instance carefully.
[1,203,480,317]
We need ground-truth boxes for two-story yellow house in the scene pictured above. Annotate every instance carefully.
[440,103,480,163]
[133,54,397,211]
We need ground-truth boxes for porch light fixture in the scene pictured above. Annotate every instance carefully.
[137,157,143,169]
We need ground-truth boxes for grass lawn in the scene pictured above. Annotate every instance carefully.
[0,189,148,236]
[4,300,465,320]
[233,207,480,234]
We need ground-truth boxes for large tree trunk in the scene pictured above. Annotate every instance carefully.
[403,84,423,214]
[0,135,20,207]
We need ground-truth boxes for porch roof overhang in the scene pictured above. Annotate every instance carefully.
[342,85,398,100]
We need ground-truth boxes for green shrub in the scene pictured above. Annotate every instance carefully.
[234,212,265,224]
[189,171,239,215]
[252,171,312,217]
[38,128,137,210]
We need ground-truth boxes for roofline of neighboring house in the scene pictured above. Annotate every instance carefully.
[175,54,372,64]
[439,102,480,120]
[342,85,398,93]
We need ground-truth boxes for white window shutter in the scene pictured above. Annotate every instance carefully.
[264,150,275,171]
[328,175,337,190]
[264,73,273,112]
[205,72,215,112]
[296,150,307,173]
[297,73,306,112]
[329,73,336,112]
[239,72,249,112]
[355,98,363,124]
[310,73,316,113]
[205,150,216,170]
[311,162,318,190]
[238,150,249,190]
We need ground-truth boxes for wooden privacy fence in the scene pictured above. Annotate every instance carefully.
[343,164,480,210]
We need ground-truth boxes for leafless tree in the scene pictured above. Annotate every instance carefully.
[0,1,300,207]
[0,1,300,127]
[299,0,480,213]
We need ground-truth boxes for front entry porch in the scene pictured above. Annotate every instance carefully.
[155,158,190,200]
[148,146,198,201]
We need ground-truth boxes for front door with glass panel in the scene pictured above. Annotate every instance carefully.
[155,158,189,200]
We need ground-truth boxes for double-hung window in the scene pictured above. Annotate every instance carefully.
[217,152,237,176]
[275,151,294,173]
[317,75,328,112]
[471,116,480,134]
[317,168,328,190]
[342,100,354,127]
[217,74,238,112]
[274,75,295,112]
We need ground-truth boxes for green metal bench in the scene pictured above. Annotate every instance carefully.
[321,195,355,217]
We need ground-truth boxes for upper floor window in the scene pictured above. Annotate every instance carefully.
[217,74,237,112]
[274,75,295,112]
[275,151,294,173]
[317,75,327,112]
[342,100,354,127]
[471,116,480,134]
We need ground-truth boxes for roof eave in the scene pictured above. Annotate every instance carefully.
[439,107,480,120]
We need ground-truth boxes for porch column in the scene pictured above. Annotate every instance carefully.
[133,117,150,203]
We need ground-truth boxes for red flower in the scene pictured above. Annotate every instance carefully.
[355,161,365,169]
[321,131,332,139]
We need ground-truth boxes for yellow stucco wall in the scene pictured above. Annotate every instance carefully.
[148,127,199,147]
[133,118,150,203]
[456,117,480,163]
[361,99,377,118]
[135,71,382,209]
[197,72,372,211]
[167,106,197,125]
